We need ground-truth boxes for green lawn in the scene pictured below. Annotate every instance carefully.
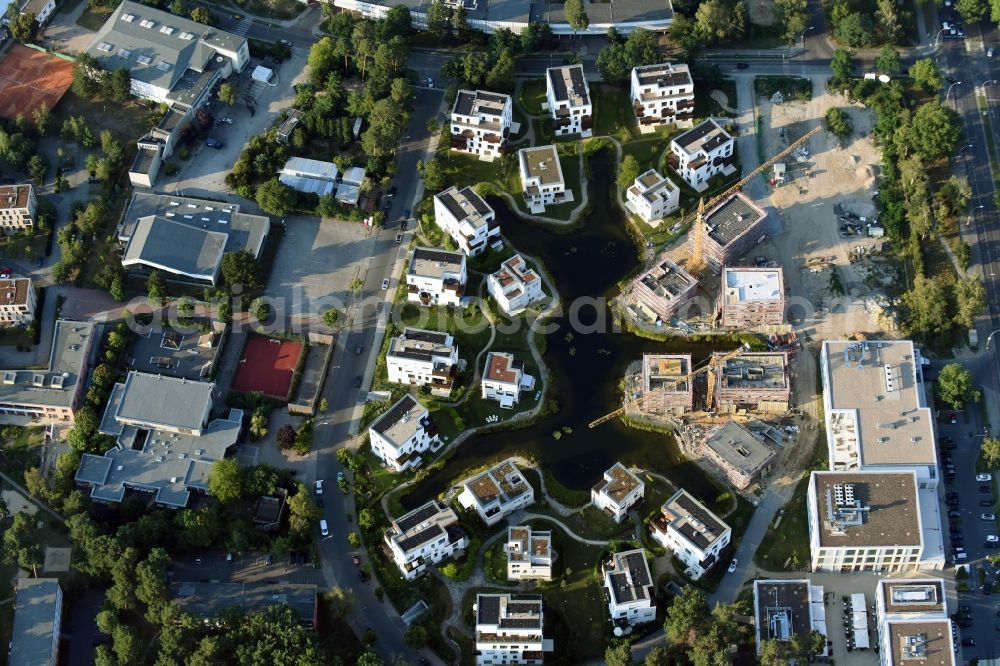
[753,474,811,571]
[0,425,45,479]
[519,79,548,116]
[753,76,813,102]
[533,503,632,541]
[52,90,155,148]
[592,83,634,141]
[694,78,738,119]
[511,104,530,142]
[437,149,522,196]
[76,5,113,29]
[537,143,583,221]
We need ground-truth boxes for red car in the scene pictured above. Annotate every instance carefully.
[352,555,361,567]
[950,412,959,424]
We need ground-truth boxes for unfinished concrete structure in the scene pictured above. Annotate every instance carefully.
[717,266,785,329]
[641,354,693,415]
[699,419,776,490]
[711,351,790,414]
[628,257,698,324]
[688,193,768,273]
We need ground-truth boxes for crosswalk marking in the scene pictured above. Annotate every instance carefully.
[231,17,253,37]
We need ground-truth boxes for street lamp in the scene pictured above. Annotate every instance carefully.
[946,81,963,101]
[967,204,985,227]
[986,329,1000,350]
[798,25,815,47]
[935,27,948,47]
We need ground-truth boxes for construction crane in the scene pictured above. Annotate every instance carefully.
[688,125,823,275]
[588,344,749,429]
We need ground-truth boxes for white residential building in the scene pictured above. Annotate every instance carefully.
[368,394,441,472]
[650,489,731,580]
[505,526,553,581]
[458,458,534,526]
[0,278,36,327]
[384,500,468,580]
[669,119,737,192]
[753,580,828,656]
[630,62,695,130]
[433,186,500,256]
[406,247,467,307]
[450,89,512,161]
[385,328,459,397]
[545,64,592,137]
[481,351,535,408]
[624,169,680,224]
[590,462,644,523]
[875,579,955,666]
[0,184,36,234]
[518,145,569,213]
[602,549,656,631]
[807,470,926,573]
[487,254,545,316]
[474,594,553,666]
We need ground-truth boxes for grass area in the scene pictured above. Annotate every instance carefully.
[694,78,738,119]
[482,539,518,586]
[592,83,633,140]
[753,76,813,102]
[539,143,584,221]
[0,425,45,479]
[76,4,114,29]
[753,475,811,571]
[519,79,548,116]
[533,503,632,541]
[53,90,155,147]
[437,148,522,195]
[57,0,87,14]
[233,0,306,20]
[511,104,530,142]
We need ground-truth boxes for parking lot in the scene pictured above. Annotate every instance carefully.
[170,549,325,586]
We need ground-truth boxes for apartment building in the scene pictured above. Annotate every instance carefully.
[385,328,459,397]
[625,169,680,224]
[505,525,553,581]
[601,549,656,629]
[518,145,568,213]
[630,62,695,130]
[650,489,731,580]
[0,278,36,327]
[368,394,441,472]
[474,594,553,666]
[807,470,926,572]
[686,192,768,272]
[640,354,694,415]
[545,64,592,137]
[0,184,36,234]
[8,578,62,666]
[820,340,944,568]
[487,254,545,316]
[385,500,468,580]
[717,266,785,329]
[875,579,955,666]
[450,89,513,161]
[669,119,736,192]
[699,420,776,491]
[627,256,697,324]
[711,350,790,414]
[753,580,828,656]
[433,186,500,256]
[406,247,467,307]
[481,351,535,408]
[591,462,645,523]
[458,458,534,526]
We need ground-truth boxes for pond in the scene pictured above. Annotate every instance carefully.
[403,148,722,509]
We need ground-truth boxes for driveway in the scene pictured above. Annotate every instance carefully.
[171,550,326,585]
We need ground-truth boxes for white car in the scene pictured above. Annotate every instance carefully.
[987,534,999,543]
[320,519,329,537]
[977,473,993,482]
[314,479,324,495]
[982,513,996,521]
[727,559,738,573]
[990,47,995,57]
[382,278,390,289]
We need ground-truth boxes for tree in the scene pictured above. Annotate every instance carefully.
[452,4,470,40]
[830,48,854,85]
[909,58,942,93]
[981,437,1000,469]
[8,10,37,43]
[824,107,853,138]
[109,68,132,102]
[347,531,361,547]
[954,277,986,328]
[220,250,260,293]
[256,178,297,217]
[27,154,47,185]
[957,0,988,23]
[208,459,244,504]
[169,0,187,15]
[616,154,641,189]
[910,101,960,162]
[288,483,321,538]
[404,624,429,648]
[937,363,981,409]
[665,586,710,646]
[604,640,633,666]
[421,158,447,192]
[695,0,746,42]
[357,651,384,666]
[250,298,271,323]
[904,275,950,336]
[32,103,51,136]
[875,46,901,74]
[426,0,451,40]
[135,547,170,609]
[643,646,669,666]
[564,0,589,36]
[147,270,166,305]
[250,406,269,440]
[486,49,515,91]
[218,82,236,106]
[758,638,792,666]
[358,507,376,531]
[380,5,412,39]
[875,0,901,44]
[190,6,212,24]
[596,43,629,84]
[623,29,660,67]
[276,424,297,449]
[834,12,872,47]
[669,14,702,52]
[322,308,340,328]
[775,0,808,43]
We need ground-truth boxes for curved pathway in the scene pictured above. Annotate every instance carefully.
[519,512,609,546]
[438,276,497,409]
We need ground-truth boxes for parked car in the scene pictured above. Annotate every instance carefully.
[354,345,364,355]
[981,485,993,493]
[279,39,293,47]
[314,480,324,495]
[950,412,959,424]
[320,519,329,537]
[352,555,361,566]
[382,278,390,289]
[987,534,999,542]
[736,62,749,69]
[336,471,344,482]
[978,473,993,482]
[982,499,996,507]
[982,513,996,521]
[205,137,223,149]
[354,375,363,388]
[728,559,738,573]
[265,553,273,565]
[396,233,403,243]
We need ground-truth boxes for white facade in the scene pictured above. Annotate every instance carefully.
[458,458,534,526]
[625,169,680,224]
[0,184,36,234]
[385,500,468,581]
[487,254,545,316]
[481,351,535,408]
[875,579,955,666]
[546,64,592,137]
[590,462,644,524]
[474,594,553,666]
[518,145,568,213]
[650,489,731,580]
[505,526,553,581]
[385,328,459,397]
[630,62,695,130]
[368,394,441,472]
[21,0,58,25]
[0,278,36,327]
[432,186,500,256]
[669,119,736,192]
[406,247,467,307]
[450,89,512,161]
[602,549,656,629]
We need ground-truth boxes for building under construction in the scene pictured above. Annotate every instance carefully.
[717,266,785,329]
[711,351,790,414]
[629,257,698,324]
[688,192,768,273]
[641,354,694,415]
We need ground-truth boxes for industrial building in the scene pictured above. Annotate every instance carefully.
[687,193,768,272]
[628,257,698,324]
[699,420,776,490]
[752,580,828,657]
[545,64,592,137]
[711,351,790,414]
[717,266,785,329]
[630,62,695,130]
[641,353,694,415]
[875,579,955,666]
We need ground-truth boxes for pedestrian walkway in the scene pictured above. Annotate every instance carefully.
[231,17,254,37]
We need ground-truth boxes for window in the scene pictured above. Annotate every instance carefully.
[156,62,170,72]
[160,25,174,35]
[96,42,113,52]
[120,12,135,21]
[178,31,194,40]
[117,48,132,58]
[136,55,151,65]
[139,19,154,28]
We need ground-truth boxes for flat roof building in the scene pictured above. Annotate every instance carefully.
[171,582,318,628]
[591,462,645,524]
[717,266,785,329]
[700,420,776,490]
[641,354,693,415]
[474,594,553,666]
[386,328,459,397]
[406,247,467,308]
[433,186,500,256]
[450,89,512,161]
[505,526,553,581]
[602,548,655,631]
[711,350,790,414]
[630,62,695,130]
[458,458,534,526]
[753,580,827,655]
[0,183,36,233]
[625,168,680,224]
[8,578,62,666]
[518,145,569,213]
[0,277,37,327]
[670,119,736,192]
[650,488,731,580]
[687,192,768,272]
[487,254,545,316]
[368,394,441,473]
[546,64,592,137]
[875,579,954,666]
[385,500,468,580]
[481,351,535,408]
[628,256,697,324]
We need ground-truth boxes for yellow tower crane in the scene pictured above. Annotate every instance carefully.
[687,125,823,275]
[588,344,749,429]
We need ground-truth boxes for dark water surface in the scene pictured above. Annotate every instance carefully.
[403,150,718,509]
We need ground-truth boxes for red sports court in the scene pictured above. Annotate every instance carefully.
[231,334,303,399]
